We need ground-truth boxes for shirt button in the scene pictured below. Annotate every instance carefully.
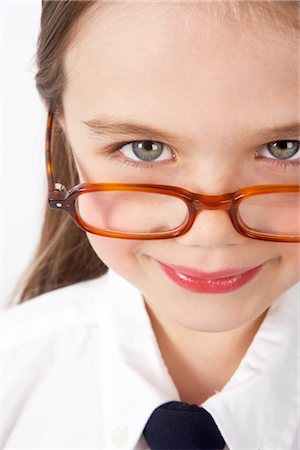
[112,425,129,448]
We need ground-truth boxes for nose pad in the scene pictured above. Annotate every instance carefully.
[177,208,247,247]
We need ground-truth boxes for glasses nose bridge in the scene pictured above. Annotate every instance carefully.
[192,195,234,212]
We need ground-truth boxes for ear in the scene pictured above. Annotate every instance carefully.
[54,111,66,134]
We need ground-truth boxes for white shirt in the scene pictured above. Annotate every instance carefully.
[1,269,299,450]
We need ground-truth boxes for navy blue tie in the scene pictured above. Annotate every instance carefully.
[143,401,226,450]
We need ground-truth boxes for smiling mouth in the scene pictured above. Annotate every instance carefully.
[154,259,266,294]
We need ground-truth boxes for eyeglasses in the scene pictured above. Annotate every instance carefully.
[46,111,300,242]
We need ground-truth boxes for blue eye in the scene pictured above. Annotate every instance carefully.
[105,138,300,171]
[118,140,174,163]
[267,140,299,160]
[255,140,300,169]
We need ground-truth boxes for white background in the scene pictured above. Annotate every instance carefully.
[2,1,45,307]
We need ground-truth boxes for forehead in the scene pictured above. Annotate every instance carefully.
[62,2,297,133]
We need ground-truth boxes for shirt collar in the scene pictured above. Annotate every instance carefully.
[201,281,299,449]
[96,270,299,449]
[95,269,180,449]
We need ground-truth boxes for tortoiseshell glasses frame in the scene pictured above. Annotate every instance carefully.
[46,111,300,242]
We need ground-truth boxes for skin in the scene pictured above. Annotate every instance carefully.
[59,2,299,403]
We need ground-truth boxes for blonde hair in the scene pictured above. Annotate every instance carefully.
[9,0,299,306]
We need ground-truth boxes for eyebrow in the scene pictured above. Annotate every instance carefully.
[82,116,300,143]
[82,116,184,142]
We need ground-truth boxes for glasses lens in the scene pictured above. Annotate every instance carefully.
[76,190,189,235]
[238,192,300,237]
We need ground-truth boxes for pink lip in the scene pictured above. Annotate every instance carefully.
[155,260,266,294]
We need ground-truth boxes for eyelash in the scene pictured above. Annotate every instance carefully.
[104,140,300,170]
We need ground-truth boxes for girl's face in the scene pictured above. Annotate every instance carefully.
[60,3,299,332]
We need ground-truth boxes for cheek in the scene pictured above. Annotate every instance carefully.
[275,243,300,284]
[86,233,142,274]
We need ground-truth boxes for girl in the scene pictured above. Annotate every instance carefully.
[2,1,299,449]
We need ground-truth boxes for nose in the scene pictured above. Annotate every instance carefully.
[176,208,248,248]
